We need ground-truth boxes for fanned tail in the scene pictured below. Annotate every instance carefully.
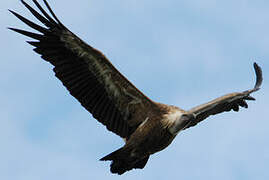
[100,148,149,175]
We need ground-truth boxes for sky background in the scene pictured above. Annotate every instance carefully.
[1,0,268,179]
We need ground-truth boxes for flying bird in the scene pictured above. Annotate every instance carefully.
[9,0,263,175]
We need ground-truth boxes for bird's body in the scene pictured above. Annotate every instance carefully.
[101,104,186,174]
[120,104,182,155]
[10,0,263,175]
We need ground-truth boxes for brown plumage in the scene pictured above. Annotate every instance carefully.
[10,0,263,175]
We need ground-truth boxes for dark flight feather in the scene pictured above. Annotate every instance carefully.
[10,0,155,138]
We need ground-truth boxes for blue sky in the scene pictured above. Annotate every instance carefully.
[1,0,268,179]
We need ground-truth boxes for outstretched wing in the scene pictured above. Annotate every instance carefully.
[9,0,155,138]
[185,63,262,129]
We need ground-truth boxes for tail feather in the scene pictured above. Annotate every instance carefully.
[100,148,149,175]
[100,148,124,161]
[133,156,149,169]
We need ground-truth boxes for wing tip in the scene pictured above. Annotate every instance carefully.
[243,62,263,94]
[8,9,14,13]
[253,62,263,90]
[8,9,19,17]
[7,27,17,31]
